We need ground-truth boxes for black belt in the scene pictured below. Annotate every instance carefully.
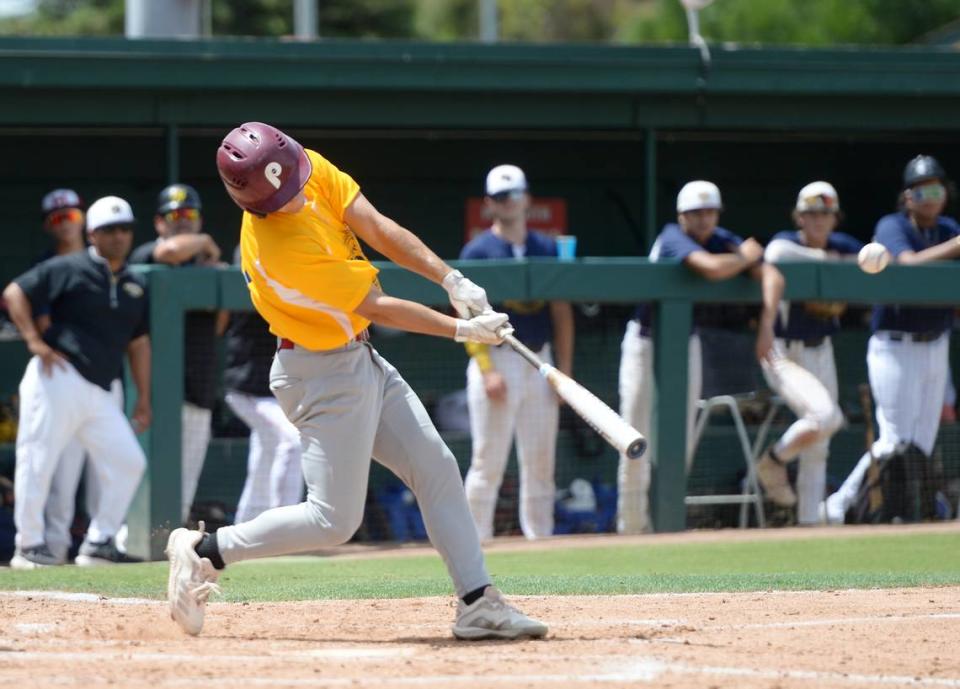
[784,336,826,348]
[885,330,943,343]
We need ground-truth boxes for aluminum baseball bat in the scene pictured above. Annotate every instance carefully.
[500,332,648,459]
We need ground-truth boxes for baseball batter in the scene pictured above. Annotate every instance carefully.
[460,164,574,541]
[5,196,150,568]
[823,155,960,523]
[758,182,857,523]
[166,122,547,641]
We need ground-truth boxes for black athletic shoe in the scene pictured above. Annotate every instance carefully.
[11,544,63,569]
[75,538,143,566]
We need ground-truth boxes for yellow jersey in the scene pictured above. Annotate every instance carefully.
[238,149,379,350]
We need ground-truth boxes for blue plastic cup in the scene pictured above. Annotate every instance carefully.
[556,235,577,261]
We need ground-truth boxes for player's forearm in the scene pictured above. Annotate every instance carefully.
[550,301,575,375]
[345,194,450,284]
[897,237,960,265]
[154,234,211,264]
[368,217,451,284]
[757,263,785,327]
[764,239,827,263]
[2,283,41,345]
[355,291,456,339]
[685,253,753,281]
[127,335,151,403]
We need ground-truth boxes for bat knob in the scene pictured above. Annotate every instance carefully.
[626,437,647,460]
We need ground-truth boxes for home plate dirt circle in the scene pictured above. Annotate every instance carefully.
[2,586,959,688]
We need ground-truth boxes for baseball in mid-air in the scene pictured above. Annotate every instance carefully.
[857,242,891,274]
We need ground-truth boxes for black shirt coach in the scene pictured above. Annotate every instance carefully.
[14,248,149,391]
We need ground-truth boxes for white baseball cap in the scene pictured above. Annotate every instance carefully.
[795,181,839,213]
[86,196,135,233]
[485,164,528,196]
[676,180,722,213]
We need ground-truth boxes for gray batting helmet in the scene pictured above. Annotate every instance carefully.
[216,122,312,215]
[903,155,946,189]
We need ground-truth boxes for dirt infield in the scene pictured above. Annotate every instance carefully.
[3,524,960,688]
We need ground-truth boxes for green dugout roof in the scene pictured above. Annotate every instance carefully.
[2,37,960,130]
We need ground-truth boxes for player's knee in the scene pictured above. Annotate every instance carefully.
[819,405,844,437]
[303,500,362,545]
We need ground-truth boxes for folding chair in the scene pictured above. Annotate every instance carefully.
[683,327,768,528]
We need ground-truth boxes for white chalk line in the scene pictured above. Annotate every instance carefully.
[3,655,959,688]
[1,590,157,605]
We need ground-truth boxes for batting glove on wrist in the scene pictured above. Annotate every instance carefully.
[442,269,491,318]
[455,311,513,345]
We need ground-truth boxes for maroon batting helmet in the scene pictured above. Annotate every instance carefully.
[216,122,312,215]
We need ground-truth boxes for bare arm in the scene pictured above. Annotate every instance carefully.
[895,236,960,265]
[750,262,785,361]
[549,300,574,376]
[684,248,759,281]
[2,282,68,373]
[153,234,221,266]
[354,288,459,339]
[215,310,230,337]
[344,193,452,284]
[764,238,828,263]
[126,334,152,432]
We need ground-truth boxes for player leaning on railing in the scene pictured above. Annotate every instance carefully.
[165,122,547,641]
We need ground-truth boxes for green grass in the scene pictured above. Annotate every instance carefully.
[3,531,958,602]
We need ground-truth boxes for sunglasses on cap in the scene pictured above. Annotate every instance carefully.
[47,208,83,225]
[910,182,946,203]
[163,207,200,222]
[489,189,526,203]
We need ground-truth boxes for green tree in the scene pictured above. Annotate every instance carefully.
[616,0,960,47]
[0,0,123,36]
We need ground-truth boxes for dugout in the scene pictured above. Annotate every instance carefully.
[2,38,960,555]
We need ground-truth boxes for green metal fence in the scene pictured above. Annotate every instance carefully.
[124,259,960,559]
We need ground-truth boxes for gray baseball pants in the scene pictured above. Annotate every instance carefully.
[215,340,490,597]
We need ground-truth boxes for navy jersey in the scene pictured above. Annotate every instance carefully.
[15,248,149,391]
[870,212,960,334]
[771,230,863,340]
[460,229,558,351]
[636,223,745,329]
[130,239,219,409]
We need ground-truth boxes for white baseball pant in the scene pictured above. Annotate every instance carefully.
[463,344,558,541]
[225,391,303,524]
[44,379,125,559]
[617,321,702,534]
[14,358,145,550]
[181,402,213,523]
[826,332,949,517]
[215,341,490,598]
[761,339,844,524]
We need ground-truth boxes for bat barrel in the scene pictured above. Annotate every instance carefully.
[626,436,647,459]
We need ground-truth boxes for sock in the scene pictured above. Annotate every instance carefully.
[461,585,489,606]
[195,532,226,570]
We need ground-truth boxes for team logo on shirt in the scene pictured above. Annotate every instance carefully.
[123,282,145,299]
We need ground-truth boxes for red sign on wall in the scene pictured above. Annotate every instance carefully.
[464,197,568,243]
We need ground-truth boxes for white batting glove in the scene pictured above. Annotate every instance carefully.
[454,311,513,345]
[442,269,491,318]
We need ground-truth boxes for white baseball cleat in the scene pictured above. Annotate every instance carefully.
[166,522,221,635]
[452,586,548,640]
[756,451,797,507]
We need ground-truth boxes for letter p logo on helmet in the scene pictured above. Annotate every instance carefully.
[265,162,283,190]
